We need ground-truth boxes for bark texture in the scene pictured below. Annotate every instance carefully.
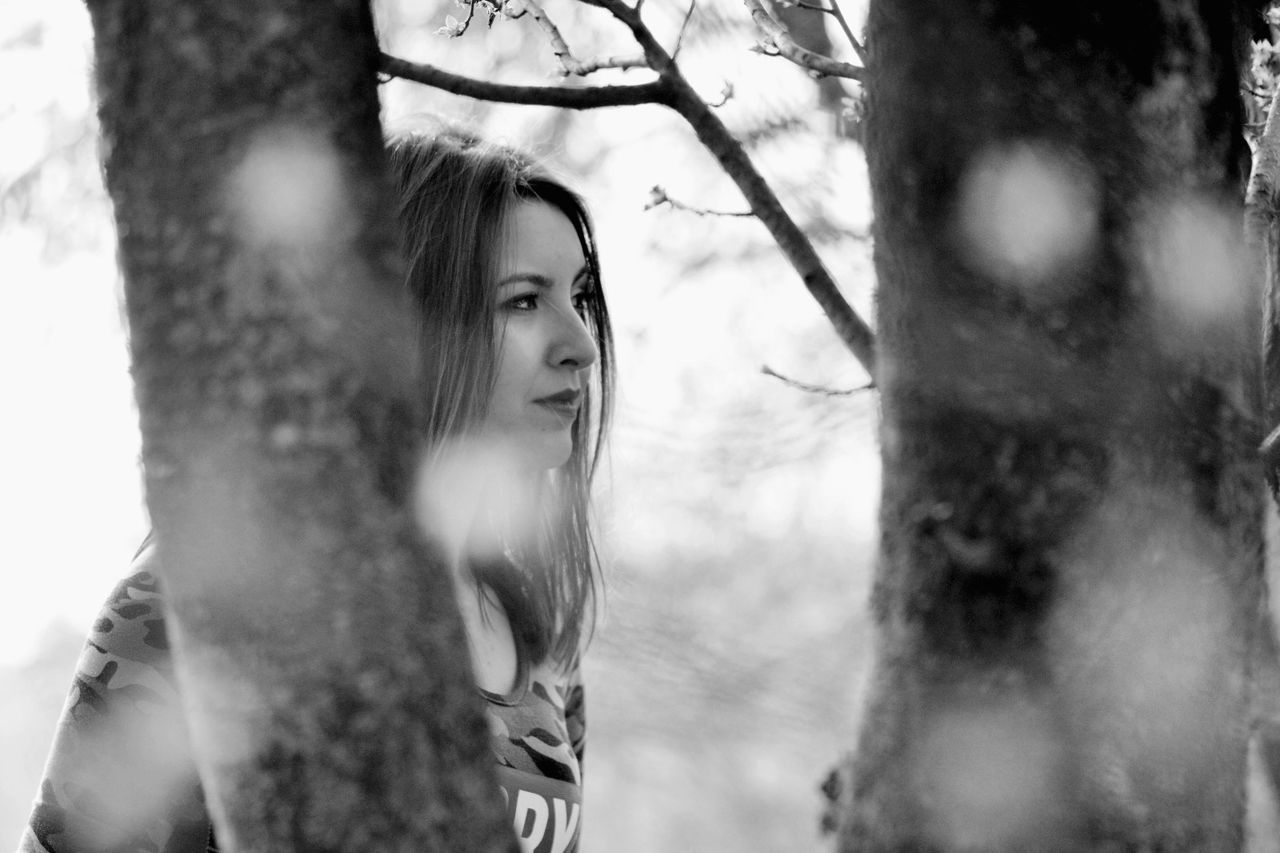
[1253,80,1280,815]
[845,2,1265,850]
[84,1,514,849]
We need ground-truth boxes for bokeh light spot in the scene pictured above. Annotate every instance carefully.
[1136,196,1247,332]
[226,125,347,250]
[1048,485,1237,807]
[412,436,542,565]
[956,142,1099,299]
[912,700,1067,848]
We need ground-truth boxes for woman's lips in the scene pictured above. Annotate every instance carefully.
[533,389,582,420]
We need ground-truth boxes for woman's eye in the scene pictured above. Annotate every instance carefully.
[572,291,593,317]
[505,293,539,311]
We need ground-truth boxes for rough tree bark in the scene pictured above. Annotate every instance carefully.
[843,2,1265,849]
[1253,81,1280,812]
[84,0,515,849]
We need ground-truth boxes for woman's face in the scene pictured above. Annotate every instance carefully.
[485,200,598,470]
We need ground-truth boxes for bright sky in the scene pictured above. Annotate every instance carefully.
[1,1,149,665]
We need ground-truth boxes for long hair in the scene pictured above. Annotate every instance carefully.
[386,125,614,667]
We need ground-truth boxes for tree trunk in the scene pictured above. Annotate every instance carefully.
[84,0,515,849]
[845,2,1265,849]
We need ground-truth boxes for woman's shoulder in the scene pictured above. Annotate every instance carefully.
[85,539,174,671]
[56,538,182,751]
[526,655,585,748]
[24,539,207,853]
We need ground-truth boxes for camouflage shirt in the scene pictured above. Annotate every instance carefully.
[20,543,586,853]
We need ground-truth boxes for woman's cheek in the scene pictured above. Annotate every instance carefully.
[491,327,539,426]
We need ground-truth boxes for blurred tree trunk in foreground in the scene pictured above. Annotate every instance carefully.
[845,1,1265,849]
[84,0,514,849]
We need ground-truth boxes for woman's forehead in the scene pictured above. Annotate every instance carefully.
[498,200,586,279]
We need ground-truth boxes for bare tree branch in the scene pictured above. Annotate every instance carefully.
[761,365,873,395]
[823,0,868,65]
[745,0,864,81]
[646,184,753,216]
[441,0,480,38]
[585,0,876,374]
[520,0,575,63]
[519,0,646,75]
[673,0,697,59]
[572,53,650,73]
[773,0,860,138]
[379,52,670,108]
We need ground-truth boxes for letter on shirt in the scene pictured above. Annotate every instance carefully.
[549,799,580,853]
[514,790,549,851]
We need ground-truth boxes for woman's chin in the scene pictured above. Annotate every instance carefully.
[526,431,574,471]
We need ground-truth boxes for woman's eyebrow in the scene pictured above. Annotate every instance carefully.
[496,266,592,289]
[496,272,554,289]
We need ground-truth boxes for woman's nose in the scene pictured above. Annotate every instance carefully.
[550,303,599,371]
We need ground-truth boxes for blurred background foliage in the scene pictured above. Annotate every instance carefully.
[2,0,880,849]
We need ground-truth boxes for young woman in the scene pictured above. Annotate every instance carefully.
[21,126,614,853]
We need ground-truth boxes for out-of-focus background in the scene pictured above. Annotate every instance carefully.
[1,1,880,850]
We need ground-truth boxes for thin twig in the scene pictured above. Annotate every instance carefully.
[744,0,864,81]
[379,52,671,109]
[449,0,479,37]
[673,0,697,59]
[519,0,645,75]
[646,185,754,217]
[825,0,868,65]
[522,0,685,75]
[707,81,734,107]
[761,365,873,395]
